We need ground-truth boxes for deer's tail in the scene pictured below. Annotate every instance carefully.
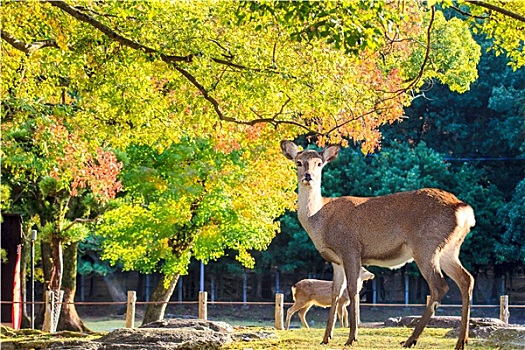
[291,285,297,302]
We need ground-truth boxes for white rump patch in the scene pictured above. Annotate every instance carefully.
[456,205,476,229]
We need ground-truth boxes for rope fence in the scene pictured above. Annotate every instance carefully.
[2,293,522,332]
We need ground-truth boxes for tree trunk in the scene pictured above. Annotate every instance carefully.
[57,242,91,332]
[49,236,63,291]
[141,273,179,325]
[35,241,53,328]
[43,235,64,331]
[20,234,30,328]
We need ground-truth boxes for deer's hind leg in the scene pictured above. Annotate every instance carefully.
[338,300,349,328]
[403,252,449,348]
[286,302,307,329]
[298,304,313,329]
[441,243,474,350]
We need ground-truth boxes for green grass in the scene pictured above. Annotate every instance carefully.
[80,317,508,349]
[83,317,126,332]
[223,327,503,350]
[1,323,511,350]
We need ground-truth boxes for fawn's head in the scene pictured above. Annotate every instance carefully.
[281,140,340,187]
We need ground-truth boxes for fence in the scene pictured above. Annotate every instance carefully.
[1,292,521,333]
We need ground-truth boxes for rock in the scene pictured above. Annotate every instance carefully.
[232,330,278,342]
[446,325,525,349]
[385,317,402,327]
[385,316,506,329]
[141,318,235,333]
[95,327,231,349]
[486,327,525,349]
[48,319,235,350]
[1,319,278,350]
[385,315,465,328]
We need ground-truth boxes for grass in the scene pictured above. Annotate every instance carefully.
[1,321,513,350]
[83,318,127,332]
[223,327,503,350]
[78,318,508,350]
[5,303,520,350]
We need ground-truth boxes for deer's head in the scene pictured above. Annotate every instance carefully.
[281,140,340,187]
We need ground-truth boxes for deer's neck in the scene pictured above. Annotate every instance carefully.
[297,185,325,230]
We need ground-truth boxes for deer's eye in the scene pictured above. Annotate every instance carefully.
[317,161,322,167]
[296,160,303,167]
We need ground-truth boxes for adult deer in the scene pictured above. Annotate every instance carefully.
[285,267,374,330]
[280,140,475,349]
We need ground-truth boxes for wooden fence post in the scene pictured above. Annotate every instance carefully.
[500,295,509,324]
[199,291,208,320]
[275,293,284,330]
[126,291,136,328]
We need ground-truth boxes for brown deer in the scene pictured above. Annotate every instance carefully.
[281,140,475,350]
[286,267,374,330]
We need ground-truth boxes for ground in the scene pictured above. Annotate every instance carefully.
[77,302,525,332]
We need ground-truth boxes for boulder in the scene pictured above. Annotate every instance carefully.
[49,319,234,350]
[94,327,231,350]
[141,318,235,333]
[484,327,525,349]
[385,316,506,329]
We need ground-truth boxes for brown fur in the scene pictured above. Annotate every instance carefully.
[281,141,475,350]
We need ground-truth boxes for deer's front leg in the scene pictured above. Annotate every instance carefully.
[346,291,360,346]
[343,261,363,346]
[322,263,346,344]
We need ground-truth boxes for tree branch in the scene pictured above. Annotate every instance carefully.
[46,0,282,73]
[174,64,312,131]
[1,29,59,53]
[46,0,192,63]
[405,5,435,92]
[465,0,525,23]
[62,218,97,232]
[46,0,305,128]
[39,0,411,139]
[450,5,487,20]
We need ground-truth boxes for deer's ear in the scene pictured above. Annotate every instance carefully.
[281,140,298,160]
[323,145,340,163]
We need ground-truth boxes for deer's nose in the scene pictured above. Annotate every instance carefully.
[304,173,312,182]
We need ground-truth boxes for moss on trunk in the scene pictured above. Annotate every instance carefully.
[57,242,91,332]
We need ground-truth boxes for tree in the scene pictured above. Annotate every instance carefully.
[97,137,295,323]
[461,0,525,70]
[1,110,121,331]
[2,0,523,326]
[496,179,525,268]
[377,31,525,275]
[1,0,487,152]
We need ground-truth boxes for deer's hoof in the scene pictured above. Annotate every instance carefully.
[402,339,417,348]
[345,338,357,346]
[454,339,467,350]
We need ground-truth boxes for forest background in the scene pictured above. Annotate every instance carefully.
[1,0,524,332]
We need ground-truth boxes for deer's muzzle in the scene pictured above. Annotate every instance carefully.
[302,173,313,184]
